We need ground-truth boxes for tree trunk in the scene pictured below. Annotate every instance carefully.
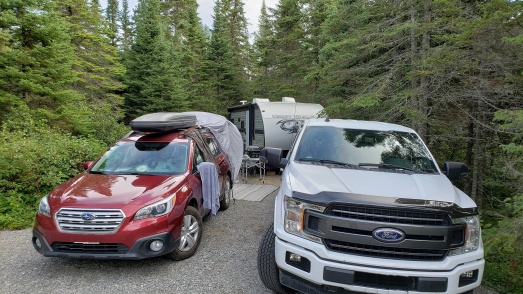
[464,119,474,196]
[418,1,430,141]
[471,108,480,204]
[410,2,419,130]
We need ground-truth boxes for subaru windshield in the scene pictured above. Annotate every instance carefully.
[295,126,438,174]
[90,141,189,175]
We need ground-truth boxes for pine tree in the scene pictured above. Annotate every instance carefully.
[56,0,126,136]
[204,0,242,112]
[106,0,119,46]
[251,0,275,97]
[0,0,78,128]
[224,0,251,99]
[301,0,334,100]
[119,0,133,53]
[124,0,189,120]
[161,0,210,110]
[270,0,308,99]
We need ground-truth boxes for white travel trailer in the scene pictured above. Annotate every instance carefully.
[227,97,324,155]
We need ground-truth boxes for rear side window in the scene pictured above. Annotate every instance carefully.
[206,137,222,157]
[193,145,204,173]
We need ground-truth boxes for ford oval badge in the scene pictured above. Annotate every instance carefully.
[372,228,405,243]
[81,213,96,221]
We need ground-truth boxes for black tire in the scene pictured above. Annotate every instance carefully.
[219,175,231,210]
[257,224,294,294]
[166,206,202,261]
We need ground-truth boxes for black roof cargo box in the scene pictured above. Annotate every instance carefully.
[130,112,197,132]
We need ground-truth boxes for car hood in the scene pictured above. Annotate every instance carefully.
[286,162,476,208]
[48,172,185,208]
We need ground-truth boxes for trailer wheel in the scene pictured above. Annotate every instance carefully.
[257,224,294,294]
[219,175,231,210]
[166,206,202,261]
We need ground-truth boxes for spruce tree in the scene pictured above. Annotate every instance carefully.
[57,0,126,136]
[224,0,251,99]
[270,0,308,99]
[106,0,119,46]
[119,0,133,53]
[162,0,210,110]
[204,0,242,112]
[0,0,78,128]
[124,0,189,120]
[251,0,275,97]
[301,0,334,100]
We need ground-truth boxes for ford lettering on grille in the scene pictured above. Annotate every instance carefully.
[372,228,405,243]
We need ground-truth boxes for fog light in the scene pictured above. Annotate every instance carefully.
[289,253,302,262]
[149,240,164,252]
[285,251,311,272]
[459,269,478,287]
[34,237,42,249]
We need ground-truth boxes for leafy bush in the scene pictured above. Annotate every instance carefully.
[0,119,108,229]
[482,195,523,293]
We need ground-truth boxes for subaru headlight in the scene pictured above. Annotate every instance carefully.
[284,195,325,243]
[134,194,176,220]
[450,215,481,255]
[38,195,51,217]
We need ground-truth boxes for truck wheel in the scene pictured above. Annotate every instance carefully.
[219,175,231,210]
[167,206,202,261]
[257,224,294,294]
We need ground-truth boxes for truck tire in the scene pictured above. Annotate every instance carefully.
[166,206,202,261]
[219,175,231,210]
[257,224,294,294]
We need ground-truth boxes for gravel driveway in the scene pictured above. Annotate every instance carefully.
[0,185,498,294]
[1,190,276,294]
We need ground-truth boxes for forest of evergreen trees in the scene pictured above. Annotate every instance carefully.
[1,0,522,291]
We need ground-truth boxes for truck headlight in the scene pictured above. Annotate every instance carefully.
[134,194,176,220]
[38,195,51,217]
[284,195,325,243]
[450,215,481,255]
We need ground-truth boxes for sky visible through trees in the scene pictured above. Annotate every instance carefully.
[99,0,279,37]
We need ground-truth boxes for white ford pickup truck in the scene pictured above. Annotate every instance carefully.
[258,118,483,294]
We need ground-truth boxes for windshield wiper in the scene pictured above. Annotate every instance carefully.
[298,158,360,169]
[89,170,106,174]
[358,163,417,172]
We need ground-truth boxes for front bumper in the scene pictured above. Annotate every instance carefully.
[275,236,484,294]
[32,229,179,260]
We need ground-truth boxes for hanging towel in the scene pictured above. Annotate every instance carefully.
[197,162,220,216]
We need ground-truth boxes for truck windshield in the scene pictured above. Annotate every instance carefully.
[90,141,189,175]
[295,126,438,173]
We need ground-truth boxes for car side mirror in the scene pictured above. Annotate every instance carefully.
[82,161,93,170]
[443,162,469,181]
[261,147,286,169]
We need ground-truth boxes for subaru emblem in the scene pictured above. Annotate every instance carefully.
[372,228,405,243]
[81,213,96,221]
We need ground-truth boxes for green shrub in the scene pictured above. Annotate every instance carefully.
[0,121,108,229]
[482,195,523,294]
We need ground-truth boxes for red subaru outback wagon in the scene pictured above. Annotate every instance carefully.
[32,112,242,260]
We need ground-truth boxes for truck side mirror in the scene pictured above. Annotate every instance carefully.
[443,162,469,181]
[279,158,288,168]
[261,147,286,169]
